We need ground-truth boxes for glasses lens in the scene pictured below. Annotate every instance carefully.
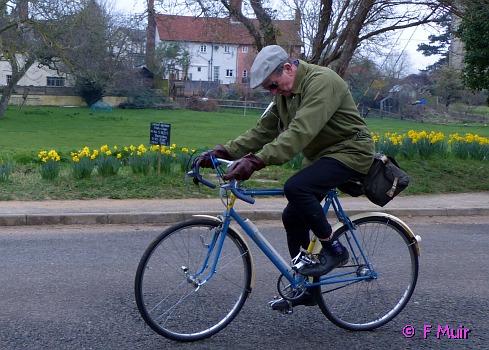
[268,82,278,90]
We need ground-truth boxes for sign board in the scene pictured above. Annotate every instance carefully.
[150,122,171,146]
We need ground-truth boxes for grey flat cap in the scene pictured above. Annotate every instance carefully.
[250,45,289,89]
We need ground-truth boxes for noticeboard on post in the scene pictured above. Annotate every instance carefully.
[149,122,171,146]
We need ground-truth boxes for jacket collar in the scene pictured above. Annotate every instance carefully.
[291,60,307,96]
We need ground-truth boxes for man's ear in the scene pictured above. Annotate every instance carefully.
[283,62,294,76]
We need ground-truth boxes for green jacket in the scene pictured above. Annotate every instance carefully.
[225,61,375,174]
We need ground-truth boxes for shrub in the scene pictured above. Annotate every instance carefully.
[284,153,304,170]
[0,156,12,182]
[38,150,61,180]
[71,147,97,179]
[119,89,166,109]
[372,132,403,157]
[128,144,153,175]
[96,145,122,177]
[187,97,219,112]
[76,78,104,106]
[449,133,489,160]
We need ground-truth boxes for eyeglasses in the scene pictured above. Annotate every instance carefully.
[264,81,279,90]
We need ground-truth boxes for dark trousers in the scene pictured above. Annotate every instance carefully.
[282,157,362,258]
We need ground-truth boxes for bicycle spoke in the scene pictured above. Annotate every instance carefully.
[135,219,252,341]
[317,215,418,331]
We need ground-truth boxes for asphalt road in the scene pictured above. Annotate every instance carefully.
[0,216,488,350]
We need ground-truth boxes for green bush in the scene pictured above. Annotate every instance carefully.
[0,156,12,182]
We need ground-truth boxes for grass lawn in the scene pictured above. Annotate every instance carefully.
[0,106,263,158]
[1,105,488,200]
[2,105,489,158]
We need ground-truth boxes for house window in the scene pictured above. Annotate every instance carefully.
[200,45,207,53]
[226,69,234,77]
[242,46,248,53]
[47,76,65,87]
[6,75,12,84]
[242,70,248,77]
[224,46,230,53]
[197,67,201,72]
[213,66,220,81]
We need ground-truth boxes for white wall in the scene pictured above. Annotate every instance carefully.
[0,59,72,87]
[157,40,238,84]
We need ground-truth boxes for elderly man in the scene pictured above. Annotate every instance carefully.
[198,45,374,310]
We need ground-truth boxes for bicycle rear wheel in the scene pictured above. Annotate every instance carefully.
[317,215,419,331]
[135,218,253,341]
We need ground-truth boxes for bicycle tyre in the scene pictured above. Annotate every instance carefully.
[317,215,419,331]
[135,218,253,341]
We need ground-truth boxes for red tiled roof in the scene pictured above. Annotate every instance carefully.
[155,14,301,47]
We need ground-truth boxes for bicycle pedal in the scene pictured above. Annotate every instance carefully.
[291,250,319,270]
[282,307,293,315]
[269,298,294,315]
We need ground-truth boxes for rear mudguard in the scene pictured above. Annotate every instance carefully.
[313,212,421,256]
[193,215,255,293]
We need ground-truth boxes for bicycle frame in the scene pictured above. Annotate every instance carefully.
[195,186,376,291]
[135,156,421,341]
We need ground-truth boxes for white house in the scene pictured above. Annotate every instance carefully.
[153,9,302,86]
[0,58,72,88]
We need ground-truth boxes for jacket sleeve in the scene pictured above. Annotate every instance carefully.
[224,103,281,159]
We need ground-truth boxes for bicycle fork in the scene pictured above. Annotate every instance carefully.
[182,223,226,290]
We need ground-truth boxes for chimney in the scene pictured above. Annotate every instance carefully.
[229,0,243,22]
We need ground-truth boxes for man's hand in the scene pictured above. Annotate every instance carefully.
[223,154,266,181]
[193,144,232,168]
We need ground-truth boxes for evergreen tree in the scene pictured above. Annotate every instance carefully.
[416,12,451,71]
[457,1,489,101]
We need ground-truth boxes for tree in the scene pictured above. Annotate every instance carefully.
[158,0,449,78]
[150,42,190,80]
[0,0,145,114]
[0,1,83,117]
[416,11,451,71]
[344,57,383,107]
[431,65,463,107]
[456,0,489,100]
[50,0,144,105]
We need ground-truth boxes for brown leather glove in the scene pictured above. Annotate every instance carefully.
[223,154,266,181]
[194,144,232,168]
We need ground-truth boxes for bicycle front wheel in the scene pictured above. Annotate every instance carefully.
[135,218,253,342]
[317,215,419,331]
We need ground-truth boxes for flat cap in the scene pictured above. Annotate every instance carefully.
[250,45,289,89]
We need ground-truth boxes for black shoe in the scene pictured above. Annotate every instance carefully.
[298,243,349,277]
[270,291,317,311]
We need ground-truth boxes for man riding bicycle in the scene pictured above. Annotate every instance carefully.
[196,45,375,310]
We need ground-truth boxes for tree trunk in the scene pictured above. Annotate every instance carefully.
[0,86,14,118]
[309,0,333,64]
[145,0,156,85]
[0,55,36,118]
[326,0,375,77]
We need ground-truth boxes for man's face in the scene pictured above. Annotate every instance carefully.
[261,63,295,97]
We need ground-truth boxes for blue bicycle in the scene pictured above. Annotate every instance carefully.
[135,157,421,342]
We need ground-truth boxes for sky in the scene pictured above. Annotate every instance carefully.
[396,25,440,73]
[112,0,440,74]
